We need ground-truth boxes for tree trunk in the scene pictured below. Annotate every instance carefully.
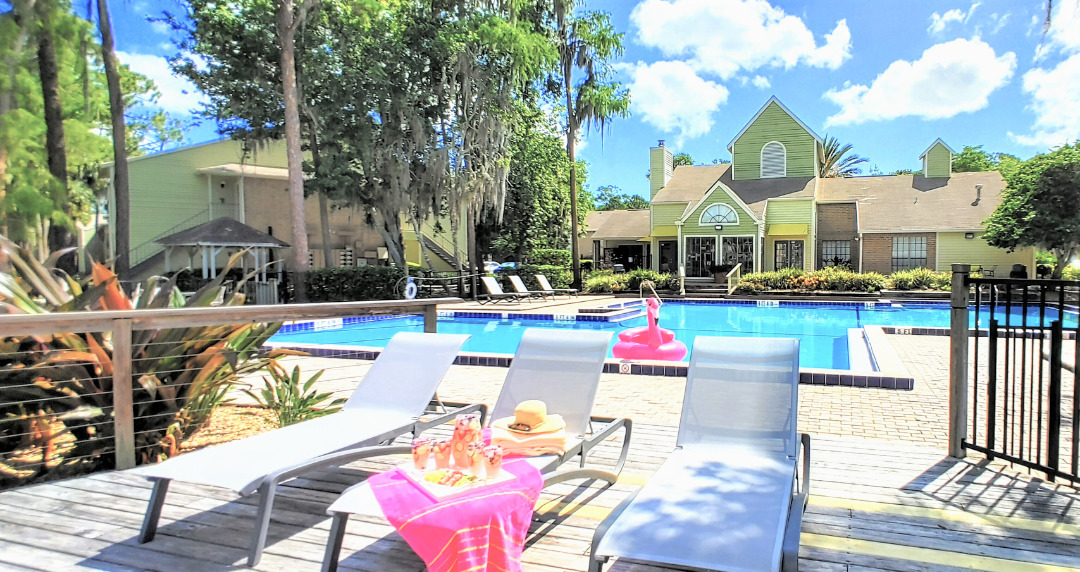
[36,3,66,197]
[277,0,310,302]
[98,0,130,283]
[308,133,334,268]
[564,56,581,290]
[1,3,34,238]
[467,204,478,300]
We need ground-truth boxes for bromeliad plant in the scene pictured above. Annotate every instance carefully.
[0,235,288,488]
[243,361,346,428]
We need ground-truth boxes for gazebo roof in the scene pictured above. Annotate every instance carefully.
[156,217,290,248]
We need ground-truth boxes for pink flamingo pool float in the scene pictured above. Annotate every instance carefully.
[612,298,688,361]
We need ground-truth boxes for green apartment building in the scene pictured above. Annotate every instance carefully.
[590,97,1035,280]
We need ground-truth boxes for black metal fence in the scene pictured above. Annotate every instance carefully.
[960,274,1079,484]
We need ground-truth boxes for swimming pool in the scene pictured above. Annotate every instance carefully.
[268,301,1079,370]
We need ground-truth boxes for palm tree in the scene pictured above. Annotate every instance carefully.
[819,135,868,178]
[96,0,129,280]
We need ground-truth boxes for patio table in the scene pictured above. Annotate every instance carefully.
[324,460,543,572]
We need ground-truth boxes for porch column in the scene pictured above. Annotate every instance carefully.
[239,175,246,223]
[164,246,171,274]
[201,248,209,279]
[207,175,214,219]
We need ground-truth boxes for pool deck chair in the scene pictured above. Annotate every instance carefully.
[509,274,554,301]
[479,276,530,304]
[589,336,809,572]
[321,329,631,571]
[133,332,477,567]
[536,274,577,297]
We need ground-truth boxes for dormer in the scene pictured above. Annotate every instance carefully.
[727,97,822,181]
[920,138,955,178]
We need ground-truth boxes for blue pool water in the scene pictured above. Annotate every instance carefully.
[268,302,1079,370]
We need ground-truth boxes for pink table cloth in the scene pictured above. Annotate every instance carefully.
[370,459,543,572]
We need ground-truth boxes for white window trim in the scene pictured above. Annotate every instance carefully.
[698,203,740,226]
[760,141,787,178]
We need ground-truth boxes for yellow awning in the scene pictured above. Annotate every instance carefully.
[652,225,678,237]
[767,223,809,236]
[637,236,653,242]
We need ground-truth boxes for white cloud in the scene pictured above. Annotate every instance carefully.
[620,60,729,144]
[117,51,204,115]
[986,12,1009,35]
[823,38,1015,127]
[928,9,965,34]
[1012,3,1080,148]
[150,20,171,36]
[928,2,980,34]
[630,0,851,80]
[751,75,770,89]
[1010,53,1080,147]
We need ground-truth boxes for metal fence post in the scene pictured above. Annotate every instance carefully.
[112,318,136,470]
[949,264,971,459]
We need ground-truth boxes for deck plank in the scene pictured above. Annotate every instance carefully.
[1,426,1078,571]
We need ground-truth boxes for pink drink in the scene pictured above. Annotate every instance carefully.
[465,442,485,476]
[412,437,431,471]
[432,439,452,469]
[483,445,503,478]
[451,413,481,467]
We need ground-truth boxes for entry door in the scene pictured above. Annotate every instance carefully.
[658,241,676,273]
[722,237,755,273]
[685,237,716,277]
[774,240,804,270]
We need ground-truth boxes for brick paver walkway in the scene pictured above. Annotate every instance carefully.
[239,333,955,449]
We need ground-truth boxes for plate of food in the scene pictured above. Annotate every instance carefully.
[400,465,516,502]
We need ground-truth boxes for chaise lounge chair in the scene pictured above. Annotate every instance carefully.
[479,276,531,304]
[536,274,578,297]
[321,328,632,571]
[589,336,809,572]
[133,332,477,566]
[509,274,554,301]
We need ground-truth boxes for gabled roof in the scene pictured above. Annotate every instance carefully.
[157,217,290,248]
[919,138,956,159]
[726,96,823,151]
[652,165,729,203]
[583,210,651,240]
[817,171,1004,233]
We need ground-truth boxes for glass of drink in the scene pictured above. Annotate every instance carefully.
[483,445,503,478]
[433,438,452,469]
[465,442,485,476]
[412,437,431,471]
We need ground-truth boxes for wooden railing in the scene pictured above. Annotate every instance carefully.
[0,298,458,471]
[725,264,742,293]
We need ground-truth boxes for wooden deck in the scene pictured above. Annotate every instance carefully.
[2,423,1079,572]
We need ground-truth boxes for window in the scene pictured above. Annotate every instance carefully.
[699,203,739,226]
[760,141,786,178]
[891,236,927,271]
[821,240,852,268]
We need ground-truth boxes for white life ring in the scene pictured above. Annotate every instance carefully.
[404,279,418,300]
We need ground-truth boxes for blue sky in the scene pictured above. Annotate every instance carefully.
[110,0,1079,201]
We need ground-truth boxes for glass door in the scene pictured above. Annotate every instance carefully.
[722,237,755,273]
[774,240,804,270]
[658,241,676,273]
[684,237,716,277]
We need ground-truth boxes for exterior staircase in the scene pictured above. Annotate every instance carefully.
[420,235,460,269]
[681,279,728,298]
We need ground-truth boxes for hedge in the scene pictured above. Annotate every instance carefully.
[306,266,405,301]
[515,264,571,289]
[887,268,951,290]
[529,249,572,267]
[583,269,678,293]
[733,267,886,294]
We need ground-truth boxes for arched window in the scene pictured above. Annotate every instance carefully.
[699,203,739,226]
[760,141,786,178]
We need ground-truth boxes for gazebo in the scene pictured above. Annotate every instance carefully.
[156,217,289,281]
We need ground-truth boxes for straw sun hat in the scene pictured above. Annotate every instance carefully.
[492,400,565,434]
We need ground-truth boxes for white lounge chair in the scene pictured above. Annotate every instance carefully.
[508,274,554,300]
[321,328,631,571]
[589,336,809,572]
[479,276,530,304]
[536,274,577,297]
[133,332,476,566]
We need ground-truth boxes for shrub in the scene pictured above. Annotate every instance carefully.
[888,268,950,290]
[516,264,571,289]
[1064,266,1080,281]
[735,267,886,294]
[626,269,674,290]
[243,362,346,428]
[529,249,572,267]
[584,273,628,293]
[306,266,405,301]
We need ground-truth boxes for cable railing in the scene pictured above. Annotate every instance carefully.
[0,298,457,489]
